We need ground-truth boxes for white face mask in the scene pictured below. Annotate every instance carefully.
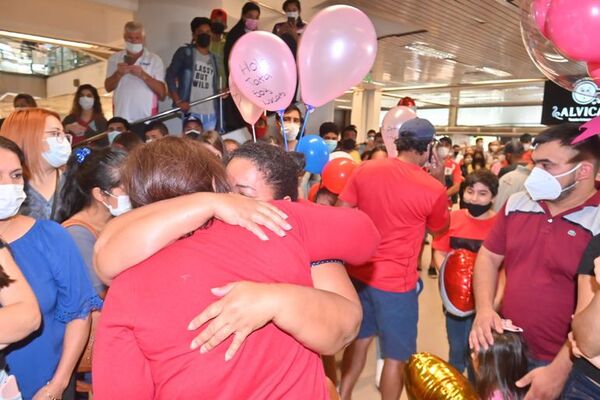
[78,96,94,111]
[286,11,299,19]
[523,143,531,151]
[102,192,132,217]
[0,184,26,219]
[42,137,72,168]
[437,147,450,159]
[125,41,143,54]
[107,130,121,144]
[284,123,300,141]
[524,164,581,201]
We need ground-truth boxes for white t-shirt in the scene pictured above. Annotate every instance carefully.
[189,50,216,116]
[106,49,165,122]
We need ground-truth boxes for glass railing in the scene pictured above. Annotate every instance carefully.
[0,37,97,76]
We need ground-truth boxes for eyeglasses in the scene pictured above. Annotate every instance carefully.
[45,130,73,144]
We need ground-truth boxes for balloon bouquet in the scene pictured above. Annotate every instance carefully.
[521,0,600,97]
[229,5,377,177]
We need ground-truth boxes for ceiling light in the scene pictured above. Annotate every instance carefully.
[0,30,97,49]
[476,66,512,77]
[404,42,456,60]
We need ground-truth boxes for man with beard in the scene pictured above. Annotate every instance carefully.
[470,123,600,399]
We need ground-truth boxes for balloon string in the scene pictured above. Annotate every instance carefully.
[300,104,315,139]
[278,110,288,151]
[251,125,257,143]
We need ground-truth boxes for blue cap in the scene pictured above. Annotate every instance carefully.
[399,117,435,142]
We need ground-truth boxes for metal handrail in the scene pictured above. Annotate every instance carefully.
[75,91,230,147]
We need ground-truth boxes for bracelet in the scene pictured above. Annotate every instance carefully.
[45,382,62,400]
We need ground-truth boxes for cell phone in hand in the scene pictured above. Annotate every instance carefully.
[287,17,296,24]
[124,54,135,65]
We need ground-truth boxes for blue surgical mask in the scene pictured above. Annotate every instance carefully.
[325,139,338,154]
[107,130,121,145]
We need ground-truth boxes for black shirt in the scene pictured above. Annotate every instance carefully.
[574,234,600,384]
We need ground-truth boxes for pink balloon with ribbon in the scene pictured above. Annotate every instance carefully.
[229,76,263,125]
[381,106,417,158]
[229,31,297,112]
[298,5,377,108]
[546,0,600,62]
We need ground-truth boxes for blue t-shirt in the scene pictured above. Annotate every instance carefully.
[5,220,102,399]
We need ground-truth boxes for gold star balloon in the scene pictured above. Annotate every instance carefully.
[405,352,478,400]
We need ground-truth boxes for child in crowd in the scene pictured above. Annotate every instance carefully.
[432,170,499,378]
[472,321,528,400]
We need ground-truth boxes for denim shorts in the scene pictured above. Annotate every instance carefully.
[353,279,418,361]
[562,366,600,400]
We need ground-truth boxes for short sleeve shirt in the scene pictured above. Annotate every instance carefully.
[432,209,497,253]
[189,51,216,116]
[483,190,600,361]
[106,49,165,122]
[340,158,449,292]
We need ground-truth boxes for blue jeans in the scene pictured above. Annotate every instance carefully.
[562,366,600,399]
[445,311,475,381]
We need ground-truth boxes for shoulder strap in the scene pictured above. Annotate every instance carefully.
[62,219,99,238]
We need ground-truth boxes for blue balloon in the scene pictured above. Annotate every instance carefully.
[296,135,329,174]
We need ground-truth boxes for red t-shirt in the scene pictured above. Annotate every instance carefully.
[93,201,380,400]
[339,158,449,292]
[483,191,600,361]
[432,209,497,253]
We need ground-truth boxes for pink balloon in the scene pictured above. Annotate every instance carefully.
[546,0,600,62]
[229,76,263,125]
[381,106,417,158]
[532,0,552,37]
[229,31,297,112]
[298,5,377,108]
[589,62,600,84]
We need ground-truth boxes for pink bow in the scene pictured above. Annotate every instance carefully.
[572,116,600,144]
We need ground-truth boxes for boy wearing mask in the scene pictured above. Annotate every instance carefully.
[432,170,499,378]
[166,17,220,131]
[209,9,228,90]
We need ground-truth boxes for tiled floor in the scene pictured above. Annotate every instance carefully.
[338,246,450,400]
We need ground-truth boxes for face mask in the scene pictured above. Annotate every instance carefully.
[284,123,300,141]
[103,192,132,217]
[107,130,121,144]
[78,96,94,111]
[42,137,72,168]
[461,201,492,218]
[196,33,211,48]
[523,143,531,151]
[437,147,450,159]
[286,11,299,19]
[125,41,143,54]
[211,22,225,34]
[146,138,154,143]
[367,136,375,142]
[0,184,26,219]
[255,125,267,138]
[524,164,581,201]
[245,18,259,31]
[324,139,338,153]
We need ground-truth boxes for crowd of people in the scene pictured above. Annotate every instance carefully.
[0,1,599,400]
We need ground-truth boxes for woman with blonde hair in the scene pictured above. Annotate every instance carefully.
[0,108,72,220]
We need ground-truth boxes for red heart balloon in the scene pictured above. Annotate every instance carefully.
[439,249,477,317]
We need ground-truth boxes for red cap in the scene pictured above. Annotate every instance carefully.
[210,8,227,23]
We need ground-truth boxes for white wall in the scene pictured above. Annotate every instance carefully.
[46,61,107,98]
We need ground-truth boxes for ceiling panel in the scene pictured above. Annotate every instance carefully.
[331,0,542,87]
